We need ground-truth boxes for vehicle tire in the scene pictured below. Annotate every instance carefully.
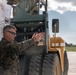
[63,51,69,75]
[42,53,62,75]
[19,55,31,75]
[28,55,44,75]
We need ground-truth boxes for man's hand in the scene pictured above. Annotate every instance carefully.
[32,32,45,42]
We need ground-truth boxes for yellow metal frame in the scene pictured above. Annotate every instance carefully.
[38,36,65,72]
[48,36,65,72]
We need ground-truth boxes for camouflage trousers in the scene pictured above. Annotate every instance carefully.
[0,66,18,75]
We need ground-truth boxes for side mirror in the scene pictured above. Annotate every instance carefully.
[52,19,59,33]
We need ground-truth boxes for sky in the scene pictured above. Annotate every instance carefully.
[46,0,76,45]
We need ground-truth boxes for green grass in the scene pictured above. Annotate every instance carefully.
[65,46,76,51]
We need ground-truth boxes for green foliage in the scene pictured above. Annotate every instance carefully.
[65,46,76,51]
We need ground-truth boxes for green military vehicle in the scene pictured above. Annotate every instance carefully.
[7,0,69,75]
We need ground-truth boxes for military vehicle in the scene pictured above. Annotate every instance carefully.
[7,0,69,75]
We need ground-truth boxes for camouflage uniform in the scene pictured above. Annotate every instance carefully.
[0,38,36,75]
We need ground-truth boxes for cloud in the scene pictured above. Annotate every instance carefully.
[54,0,74,3]
[72,2,76,6]
[48,0,76,14]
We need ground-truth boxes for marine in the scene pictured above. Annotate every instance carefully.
[0,25,44,75]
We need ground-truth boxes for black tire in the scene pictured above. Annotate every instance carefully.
[63,51,69,75]
[42,53,62,75]
[28,55,44,75]
[19,55,31,75]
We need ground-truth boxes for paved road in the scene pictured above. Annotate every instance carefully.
[67,52,76,75]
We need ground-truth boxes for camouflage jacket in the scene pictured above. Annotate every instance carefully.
[0,38,36,75]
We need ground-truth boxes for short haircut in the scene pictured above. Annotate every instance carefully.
[3,25,17,32]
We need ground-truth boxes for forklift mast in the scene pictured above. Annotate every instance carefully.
[7,0,48,52]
